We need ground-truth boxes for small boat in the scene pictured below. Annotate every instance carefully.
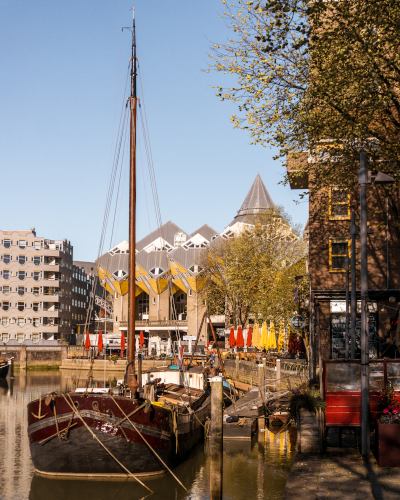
[0,359,9,379]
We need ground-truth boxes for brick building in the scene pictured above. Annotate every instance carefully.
[289,159,400,360]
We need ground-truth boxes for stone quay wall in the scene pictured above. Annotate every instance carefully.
[223,359,306,389]
[0,345,66,369]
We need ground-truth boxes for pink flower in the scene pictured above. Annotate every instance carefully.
[393,409,398,414]
[383,409,389,414]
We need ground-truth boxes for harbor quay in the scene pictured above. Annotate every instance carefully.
[283,434,400,500]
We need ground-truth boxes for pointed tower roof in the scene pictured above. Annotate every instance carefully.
[236,174,274,218]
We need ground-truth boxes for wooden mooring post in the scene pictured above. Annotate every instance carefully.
[210,376,223,500]
[7,358,14,380]
[276,359,281,391]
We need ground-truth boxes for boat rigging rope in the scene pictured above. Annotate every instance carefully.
[109,395,188,492]
[62,394,153,493]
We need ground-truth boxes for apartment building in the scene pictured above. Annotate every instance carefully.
[0,228,93,344]
[96,174,277,353]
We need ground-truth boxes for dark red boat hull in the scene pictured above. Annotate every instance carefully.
[27,393,210,476]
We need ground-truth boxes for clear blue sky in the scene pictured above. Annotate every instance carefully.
[0,1,309,261]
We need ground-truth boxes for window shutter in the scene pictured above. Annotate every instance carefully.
[30,288,32,292]
[10,256,12,260]
[0,255,2,260]
[16,241,18,245]
[11,241,13,245]
[31,272,33,277]
[25,288,27,292]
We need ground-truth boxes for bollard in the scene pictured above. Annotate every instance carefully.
[210,376,223,500]
[258,363,264,399]
[276,359,281,391]
[235,356,239,379]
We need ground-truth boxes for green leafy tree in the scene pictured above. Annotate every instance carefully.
[198,206,307,328]
[210,0,400,225]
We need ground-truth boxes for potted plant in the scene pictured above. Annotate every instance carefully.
[288,383,326,453]
[375,383,400,467]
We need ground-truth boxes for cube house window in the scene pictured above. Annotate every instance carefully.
[18,255,26,265]
[33,272,40,281]
[33,287,40,296]
[17,333,24,343]
[329,188,350,220]
[19,240,26,248]
[32,318,40,327]
[34,241,41,251]
[33,303,39,312]
[2,333,9,343]
[18,271,26,280]
[329,240,351,272]
[2,302,9,311]
[34,256,40,266]
[3,254,10,264]
[18,286,25,296]
[3,270,10,280]
[2,317,9,327]
[3,239,10,249]
[32,333,40,343]
[17,318,24,327]
[17,302,24,311]
[2,286,10,296]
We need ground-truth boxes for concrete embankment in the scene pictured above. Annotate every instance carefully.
[0,344,66,369]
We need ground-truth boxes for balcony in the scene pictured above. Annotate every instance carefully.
[42,303,61,312]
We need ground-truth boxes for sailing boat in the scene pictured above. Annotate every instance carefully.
[27,11,211,480]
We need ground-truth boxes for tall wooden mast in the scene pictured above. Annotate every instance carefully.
[128,8,137,379]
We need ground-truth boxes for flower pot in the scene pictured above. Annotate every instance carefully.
[375,421,400,467]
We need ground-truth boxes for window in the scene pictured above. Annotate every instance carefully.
[18,255,26,265]
[17,333,24,343]
[2,317,9,327]
[2,302,9,311]
[33,256,41,266]
[329,239,351,272]
[19,240,26,249]
[150,267,164,276]
[18,271,26,280]
[2,286,10,296]
[174,232,186,247]
[3,270,10,280]
[32,317,40,327]
[33,287,40,296]
[32,333,40,343]
[3,239,10,248]
[34,241,41,251]
[17,317,24,327]
[33,272,41,281]
[152,297,156,305]
[3,254,10,264]
[2,333,9,343]
[17,302,24,312]
[188,289,192,297]
[329,187,350,220]
[32,302,39,312]
[18,286,25,296]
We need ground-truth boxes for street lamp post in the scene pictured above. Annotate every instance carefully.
[345,248,350,358]
[359,151,370,456]
[350,211,358,359]
[358,152,395,456]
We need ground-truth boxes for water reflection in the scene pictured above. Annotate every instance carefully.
[0,371,296,500]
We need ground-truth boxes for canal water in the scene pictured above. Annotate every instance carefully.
[0,371,296,500]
